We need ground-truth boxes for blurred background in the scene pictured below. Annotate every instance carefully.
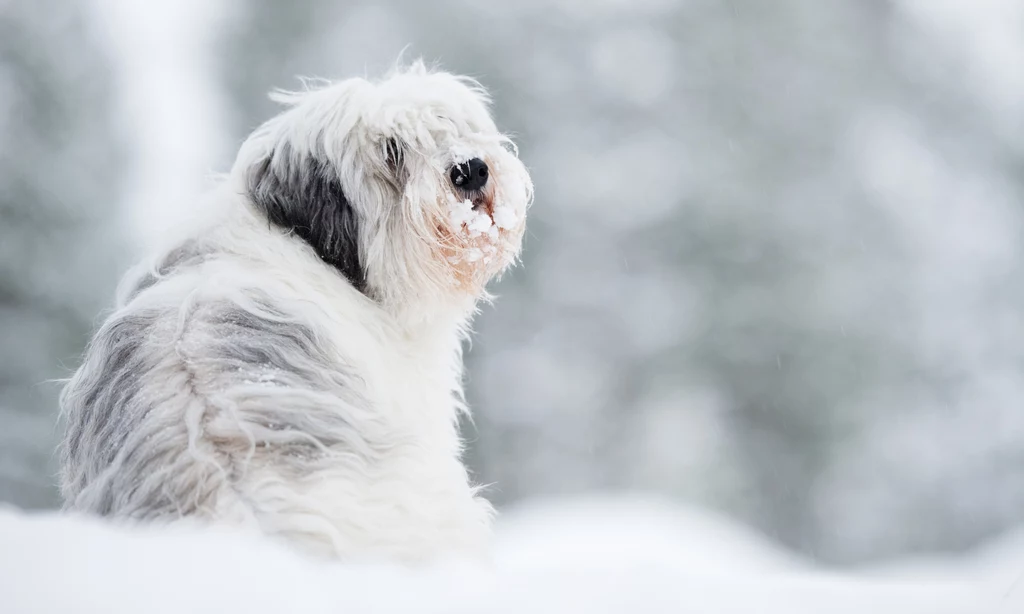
[3,0,1024,569]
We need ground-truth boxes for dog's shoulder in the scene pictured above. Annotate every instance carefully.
[60,241,376,514]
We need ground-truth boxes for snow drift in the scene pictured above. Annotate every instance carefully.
[0,496,1019,614]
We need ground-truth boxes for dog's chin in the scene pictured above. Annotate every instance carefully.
[435,182,526,294]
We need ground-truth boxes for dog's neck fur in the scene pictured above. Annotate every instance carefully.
[224,180,477,404]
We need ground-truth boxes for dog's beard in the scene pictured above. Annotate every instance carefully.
[432,163,528,291]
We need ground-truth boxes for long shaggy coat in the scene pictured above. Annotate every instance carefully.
[58,61,534,562]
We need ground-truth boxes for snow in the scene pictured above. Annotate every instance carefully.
[493,496,805,574]
[448,197,477,228]
[467,209,494,235]
[0,495,1018,613]
[491,205,518,230]
[450,144,484,165]
[446,192,513,267]
[449,196,504,241]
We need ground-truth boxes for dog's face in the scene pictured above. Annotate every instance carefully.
[236,62,533,313]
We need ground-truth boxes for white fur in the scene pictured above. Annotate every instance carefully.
[58,61,533,563]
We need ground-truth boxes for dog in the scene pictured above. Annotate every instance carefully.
[58,60,533,562]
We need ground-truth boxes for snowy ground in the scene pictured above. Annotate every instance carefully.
[0,495,1020,613]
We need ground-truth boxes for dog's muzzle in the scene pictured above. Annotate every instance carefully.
[450,158,488,192]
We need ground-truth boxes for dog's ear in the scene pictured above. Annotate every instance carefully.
[246,144,367,293]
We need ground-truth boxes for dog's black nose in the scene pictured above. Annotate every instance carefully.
[450,158,488,191]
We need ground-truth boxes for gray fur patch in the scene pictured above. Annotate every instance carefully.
[60,289,372,520]
[123,240,214,303]
[246,142,366,292]
[60,309,163,514]
[196,300,369,451]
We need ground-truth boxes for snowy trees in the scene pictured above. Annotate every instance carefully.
[0,1,125,508]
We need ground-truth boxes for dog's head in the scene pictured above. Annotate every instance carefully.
[233,61,533,315]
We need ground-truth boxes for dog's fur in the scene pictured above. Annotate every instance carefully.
[58,61,533,562]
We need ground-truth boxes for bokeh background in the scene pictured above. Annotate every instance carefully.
[3,0,1024,568]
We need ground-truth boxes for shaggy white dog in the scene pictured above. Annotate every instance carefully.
[58,61,533,562]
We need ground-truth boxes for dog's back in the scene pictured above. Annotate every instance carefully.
[59,197,493,561]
